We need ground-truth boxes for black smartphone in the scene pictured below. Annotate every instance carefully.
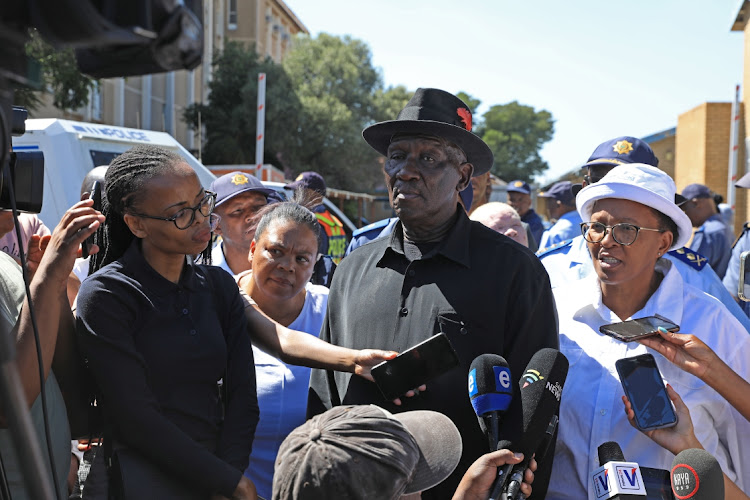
[81,181,102,258]
[615,354,677,431]
[370,332,460,401]
[640,467,672,500]
[599,315,679,342]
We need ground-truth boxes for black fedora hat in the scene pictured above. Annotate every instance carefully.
[362,88,494,176]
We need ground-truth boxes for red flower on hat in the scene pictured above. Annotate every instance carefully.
[457,108,472,131]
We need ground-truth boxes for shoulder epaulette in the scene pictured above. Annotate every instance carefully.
[668,247,708,271]
[352,218,393,237]
[536,238,574,257]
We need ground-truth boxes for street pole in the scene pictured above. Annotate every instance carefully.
[255,73,266,178]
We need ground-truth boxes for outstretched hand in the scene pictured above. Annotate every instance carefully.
[621,384,702,456]
[453,450,536,500]
[638,327,717,381]
[352,349,427,405]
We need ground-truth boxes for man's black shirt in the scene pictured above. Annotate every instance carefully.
[308,209,559,498]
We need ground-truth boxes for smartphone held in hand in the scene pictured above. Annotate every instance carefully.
[81,181,102,258]
[616,353,677,431]
[599,315,679,343]
[370,332,459,401]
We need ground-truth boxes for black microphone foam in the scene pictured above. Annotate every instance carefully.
[598,441,626,466]
[671,448,724,500]
[469,354,513,417]
[499,348,569,454]
[497,348,569,500]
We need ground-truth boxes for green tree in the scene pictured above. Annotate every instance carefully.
[183,42,302,166]
[477,101,554,182]
[15,29,97,113]
[282,33,385,190]
[373,85,411,123]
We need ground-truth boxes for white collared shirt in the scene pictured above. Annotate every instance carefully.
[210,239,235,276]
[547,259,750,499]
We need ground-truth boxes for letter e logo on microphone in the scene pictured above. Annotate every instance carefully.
[593,470,610,498]
[468,368,477,397]
[493,366,511,393]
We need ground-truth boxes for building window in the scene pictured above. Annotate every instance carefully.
[228,0,238,30]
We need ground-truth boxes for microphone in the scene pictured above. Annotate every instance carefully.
[468,354,513,452]
[671,449,724,499]
[591,441,646,499]
[489,348,569,500]
[599,441,626,464]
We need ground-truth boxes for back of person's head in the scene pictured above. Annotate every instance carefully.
[80,165,109,198]
[284,171,327,198]
[470,202,528,247]
[540,181,575,208]
[272,405,462,500]
[253,188,321,247]
[90,145,186,273]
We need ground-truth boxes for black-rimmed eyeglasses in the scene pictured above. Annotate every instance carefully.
[130,191,216,230]
[580,221,664,246]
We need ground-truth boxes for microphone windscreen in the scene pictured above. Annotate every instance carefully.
[671,449,724,499]
[469,354,512,417]
[598,441,626,466]
[513,348,569,456]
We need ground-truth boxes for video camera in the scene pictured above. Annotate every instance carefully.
[0,106,44,212]
[0,0,204,210]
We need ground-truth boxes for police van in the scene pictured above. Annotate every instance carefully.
[12,118,355,236]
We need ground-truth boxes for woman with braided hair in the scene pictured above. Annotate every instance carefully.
[76,145,258,499]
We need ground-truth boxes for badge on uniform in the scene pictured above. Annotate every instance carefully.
[536,238,574,257]
[668,247,707,270]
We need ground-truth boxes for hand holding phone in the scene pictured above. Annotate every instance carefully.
[616,354,677,431]
[623,382,703,458]
[370,333,459,401]
[81,181,102,258]
[600,315,679,343]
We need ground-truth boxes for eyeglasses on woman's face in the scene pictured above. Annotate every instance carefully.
[131,191,217,230]
[580,221,664,246]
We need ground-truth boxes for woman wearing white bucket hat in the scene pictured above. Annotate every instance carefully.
[547,164,750,499]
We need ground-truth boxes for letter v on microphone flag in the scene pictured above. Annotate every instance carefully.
[591,462,647,499]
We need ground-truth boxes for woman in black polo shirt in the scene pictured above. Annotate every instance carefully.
[76,145,258,499]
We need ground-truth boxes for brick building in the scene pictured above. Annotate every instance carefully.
[30,0,307,155]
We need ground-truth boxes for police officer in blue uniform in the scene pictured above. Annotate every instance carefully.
[507,180,544,247]
[680,183,734,278]
[537,181,582,251]
[723,171,750,318]
[538,136,750,331]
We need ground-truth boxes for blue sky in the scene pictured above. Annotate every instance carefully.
[283,0,745,184]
